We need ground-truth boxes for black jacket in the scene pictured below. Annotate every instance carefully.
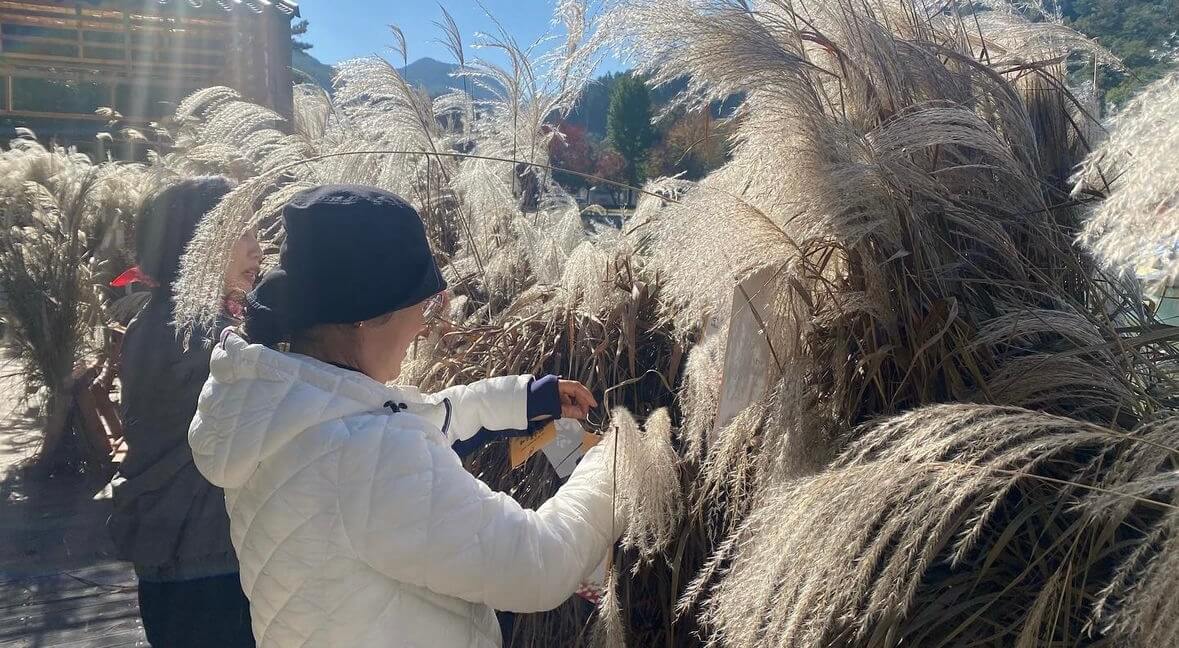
[108,293,237,581]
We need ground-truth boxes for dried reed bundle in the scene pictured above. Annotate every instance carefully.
[604,0,1164,489]
[172,3,605,332]
[166,86,309,179]
[1087,413,1179,646]
[607,408,682,559]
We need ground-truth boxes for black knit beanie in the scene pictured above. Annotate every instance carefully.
[245,185,445,345]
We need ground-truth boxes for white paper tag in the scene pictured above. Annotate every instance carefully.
[713,266,781,441]
[541,419,589,479]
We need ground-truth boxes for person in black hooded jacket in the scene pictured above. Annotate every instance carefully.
[107,176,262,647]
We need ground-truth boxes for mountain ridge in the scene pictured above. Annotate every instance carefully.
[292,54,496,99]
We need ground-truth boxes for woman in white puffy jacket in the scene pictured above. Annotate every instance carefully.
[188,185,619,647]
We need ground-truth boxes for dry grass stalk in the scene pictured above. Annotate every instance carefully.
[591,566,628,648]
[604,0,1167,480]
[0,137,163,469]
[1086,414,1179,646]
[172,2,605,333]
[607,408,682,561]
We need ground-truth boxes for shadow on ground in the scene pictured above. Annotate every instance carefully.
[1,357,146,647]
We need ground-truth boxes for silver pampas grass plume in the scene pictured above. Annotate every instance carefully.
[1075,70,1179,279]
[605,407,683,561]
[703,404,1177,648]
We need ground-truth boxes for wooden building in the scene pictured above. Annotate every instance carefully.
[0,0,297,154]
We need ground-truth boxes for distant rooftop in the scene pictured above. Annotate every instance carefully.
[75,1,300,17]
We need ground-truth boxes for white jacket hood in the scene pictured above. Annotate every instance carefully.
[188,333,621,648]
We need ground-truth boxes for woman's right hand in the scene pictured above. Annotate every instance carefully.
[557,380,597,420]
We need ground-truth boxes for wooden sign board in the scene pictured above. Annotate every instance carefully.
[712,266,782,442]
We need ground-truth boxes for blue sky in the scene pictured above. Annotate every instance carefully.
[296,0,603,67]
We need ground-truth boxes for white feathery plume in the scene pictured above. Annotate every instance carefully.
[605,408,683,561]
[1075,71,1179,279]
[704,404,1178,647]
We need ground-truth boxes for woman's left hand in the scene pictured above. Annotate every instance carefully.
[558,380,598,420]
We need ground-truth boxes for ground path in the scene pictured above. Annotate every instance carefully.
[0,352,146,647]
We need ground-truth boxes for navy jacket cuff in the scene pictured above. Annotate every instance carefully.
[527,374,562,422]
[453,375,562,458]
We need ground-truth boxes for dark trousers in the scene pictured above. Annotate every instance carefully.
[137,573,255,647]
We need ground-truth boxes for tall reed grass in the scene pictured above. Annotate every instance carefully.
[0,137,163,469]
[592,1,1179,645]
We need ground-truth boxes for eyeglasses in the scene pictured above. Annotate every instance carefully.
[422,293,446,322]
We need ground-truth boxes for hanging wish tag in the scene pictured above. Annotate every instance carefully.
[541,419,594,479]
[509,421,558,470]
[508,419,604,475]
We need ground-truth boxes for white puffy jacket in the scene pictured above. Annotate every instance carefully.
[188,333,619,647]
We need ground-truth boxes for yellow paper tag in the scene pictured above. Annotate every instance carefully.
[509,421,558,470]
[581,431,603,451]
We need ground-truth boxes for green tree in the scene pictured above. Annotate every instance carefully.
[1063,0,1179,107]
[292,19,314,52]
[571,72,699,138]
[606,74,655,198]
[569,72,618,137]
[645,110,733,181]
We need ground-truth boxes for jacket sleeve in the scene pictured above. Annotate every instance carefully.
[423,375,532,444]
[337,419,620,612]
